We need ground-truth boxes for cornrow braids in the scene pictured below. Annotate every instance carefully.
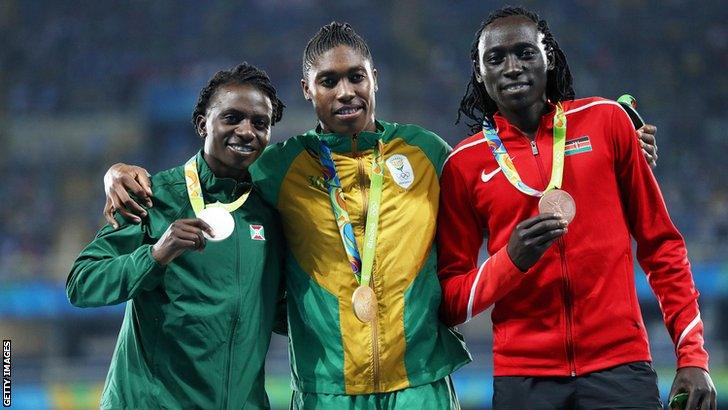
[302,22,372,79]
[456,6,575,135]
[191,62,285,128]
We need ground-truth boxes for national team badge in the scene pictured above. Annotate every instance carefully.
[385,154,415,189]
[249,224,265,241]
[564,136,592,156]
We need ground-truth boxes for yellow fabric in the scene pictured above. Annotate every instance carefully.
[277,137,440,394]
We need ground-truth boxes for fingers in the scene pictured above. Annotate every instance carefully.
[517,213,563,230]
[111,187,146,223]
[641,148,658,168]
[174,220,208,251]
[637,125,658,168]
[123,174,153,208]
[638,123,657,136]
[103,197,119,229]
[136,169,153,199]
[519,215,568,241]
[187,218,216,238]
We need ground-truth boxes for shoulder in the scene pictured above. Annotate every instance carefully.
[384,121,451,150]
[562,97,628,119]
[146,165,189,222]
[444,131,487,168]
[382,121,452,174]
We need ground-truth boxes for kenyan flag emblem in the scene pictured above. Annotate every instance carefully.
[249,225,265,241]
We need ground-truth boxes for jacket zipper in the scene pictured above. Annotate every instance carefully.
[223,224,242,409]
[525,131,577,377]
[352,133,381,389]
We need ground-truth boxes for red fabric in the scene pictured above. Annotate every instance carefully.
[437,97,709,377]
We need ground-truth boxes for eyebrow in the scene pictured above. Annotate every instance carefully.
[484,41,540,53]
[315,66,367,79]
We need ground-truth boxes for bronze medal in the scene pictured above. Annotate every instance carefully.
[538,189,576,224]
[352,285,377,323]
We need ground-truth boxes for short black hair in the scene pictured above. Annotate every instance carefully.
[302,22,372,78]
[457,6,575,135]
[192,62,285,128]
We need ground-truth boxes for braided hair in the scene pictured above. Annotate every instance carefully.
[192,62,285,128]
[302,22,372,78]
[456,6,574,135]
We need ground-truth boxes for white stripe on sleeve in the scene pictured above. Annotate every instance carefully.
[676,312,702,350]
[466,258,490,323]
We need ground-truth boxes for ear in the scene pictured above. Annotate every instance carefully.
[372,67,378,92]
[301,78,312,101]
[195,114,207,139]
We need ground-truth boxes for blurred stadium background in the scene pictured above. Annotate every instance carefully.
[1,0,726,408]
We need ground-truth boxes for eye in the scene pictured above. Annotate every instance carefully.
[521,49,537,59]
[254,118,270,130]
[320,78,336,88]
[223,114,239,123]
[350,73,365,82]
[486,54,503,64]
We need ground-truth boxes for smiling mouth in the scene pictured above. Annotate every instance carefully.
[227,144,256,154]
[502,82,531,92]
[334,106,363,117]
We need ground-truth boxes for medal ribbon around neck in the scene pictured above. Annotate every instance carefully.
[483,103,567,196]
[184,155,251,215]
[317,139,384,287]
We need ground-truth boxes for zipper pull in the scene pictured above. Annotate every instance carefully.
[530,140,539,155]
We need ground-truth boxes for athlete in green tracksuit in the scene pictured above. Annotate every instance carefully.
[67,63,286,409]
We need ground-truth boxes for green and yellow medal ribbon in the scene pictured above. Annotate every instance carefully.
[184,155,250,215]
[317,140,384,288]
[482,103,567,196]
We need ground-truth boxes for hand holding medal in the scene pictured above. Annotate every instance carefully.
[484,102,576,225]
[151,218,215,265]
[483,103,573,271]
[183,156,251,242]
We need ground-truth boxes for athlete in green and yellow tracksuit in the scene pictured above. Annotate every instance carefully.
[250,120,471,406]
[67,151,285,409]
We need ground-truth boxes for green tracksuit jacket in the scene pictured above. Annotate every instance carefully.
[67,151,285,409]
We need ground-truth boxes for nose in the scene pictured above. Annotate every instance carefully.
[503,55,523,79]
[335,79,355,101]
[235,120,256,141]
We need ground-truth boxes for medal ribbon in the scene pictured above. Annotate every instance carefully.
[184,155,251,215]
[483,103,567,197]
[318,140,384,287]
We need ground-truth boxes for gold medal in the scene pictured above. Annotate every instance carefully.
[538,189,576,224]
[352,285,377,323]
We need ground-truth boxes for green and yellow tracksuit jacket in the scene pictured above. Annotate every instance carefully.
[250,120,471,395]
[67,151,285,409]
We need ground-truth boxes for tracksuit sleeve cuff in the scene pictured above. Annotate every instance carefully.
[495,246,528,274]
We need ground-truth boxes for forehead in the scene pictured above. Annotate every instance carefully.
[479,16,541,52]
[309,45,372,76]
[208,83,272,115]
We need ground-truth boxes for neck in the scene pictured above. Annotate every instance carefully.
[319,118,377,137]
[500,99,549,139]
[202,152,248,181]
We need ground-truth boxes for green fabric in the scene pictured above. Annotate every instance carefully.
[290,376,460,410]
[403,248,469,386]
[284,254,345,393]
[67,151,285,409]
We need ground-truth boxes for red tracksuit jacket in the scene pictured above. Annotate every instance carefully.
[437,97,708,377]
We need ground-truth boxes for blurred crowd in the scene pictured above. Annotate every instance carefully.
[0,0,725,407]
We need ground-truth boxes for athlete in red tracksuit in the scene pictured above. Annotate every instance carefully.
[438,97,707,375]
[439,6,714,409]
